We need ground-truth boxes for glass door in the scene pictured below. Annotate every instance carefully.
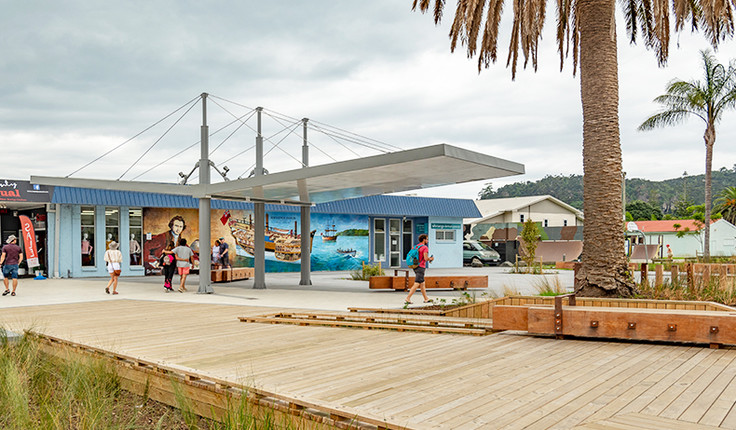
[402,219,413,263]
[389,219,401,267]
[373,218,386,263]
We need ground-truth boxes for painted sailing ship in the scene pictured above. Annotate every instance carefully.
[321,224,338,242]
[229,214,315,262]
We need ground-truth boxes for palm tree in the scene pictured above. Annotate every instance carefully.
[715,186,736,224]
[411,0,734,296]
[639,51,736,261]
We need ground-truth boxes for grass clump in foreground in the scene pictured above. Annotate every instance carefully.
[635,277,736,305]
[0,330,313,429]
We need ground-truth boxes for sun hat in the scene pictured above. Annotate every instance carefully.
[109,241,119,250]
[6,235,16,243]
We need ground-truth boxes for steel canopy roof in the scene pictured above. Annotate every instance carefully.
[32,144,524,204]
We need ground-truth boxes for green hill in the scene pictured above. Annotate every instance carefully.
[478,166,736,213]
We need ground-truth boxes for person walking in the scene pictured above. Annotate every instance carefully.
[219,237,230,268]
[104,241,123,295]
[405,234,434,304]
[172,238,194,292]
[1,235,23,296]
[160,240,176,292]
[212,239,221,268]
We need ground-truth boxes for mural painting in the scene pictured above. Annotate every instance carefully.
[143,208,369,275]
[225,210,369,272]
[143,208,201,275]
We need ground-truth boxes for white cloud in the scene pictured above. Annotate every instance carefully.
[1,1,735,200]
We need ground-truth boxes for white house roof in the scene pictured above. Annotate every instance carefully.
[465,195,584,224]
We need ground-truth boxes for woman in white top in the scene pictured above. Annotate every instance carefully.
[104,241,123,295]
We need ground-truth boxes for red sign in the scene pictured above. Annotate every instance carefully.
[220,210,231,225]
[19,215,39,268]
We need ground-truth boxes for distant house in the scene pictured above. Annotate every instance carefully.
[465,195,584,263]
[628,219,736,258]
[467,195,584,227]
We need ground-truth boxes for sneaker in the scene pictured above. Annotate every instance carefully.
[2,290,9,296]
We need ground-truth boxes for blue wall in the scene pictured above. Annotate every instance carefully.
[427,216,463,268]
[54,204,467,277]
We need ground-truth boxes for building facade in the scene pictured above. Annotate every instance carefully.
[46,188,480,278]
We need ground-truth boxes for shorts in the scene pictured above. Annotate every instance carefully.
[178,267,190,276]
[2,264,18,279]
[107,262,121,274]
[413,266,426,284]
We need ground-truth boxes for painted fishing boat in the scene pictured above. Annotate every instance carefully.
[274,231,316,262]
[230,215,315,262]
[321,224,338,242]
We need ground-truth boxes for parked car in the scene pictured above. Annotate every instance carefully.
[463,240,501,266]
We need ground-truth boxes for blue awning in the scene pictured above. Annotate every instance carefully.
[52,187,481,218]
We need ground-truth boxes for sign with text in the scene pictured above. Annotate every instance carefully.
[19,215,40,268]
[0,179,53,203]
[430,223,462,230]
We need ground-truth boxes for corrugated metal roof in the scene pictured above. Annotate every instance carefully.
[316,195,481,217]
[51,187,481,218]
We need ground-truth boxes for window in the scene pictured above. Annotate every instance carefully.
[373,219,385,262]
[563,219,568,226]
[520,214,525,223]
[435,230,455,242]
[544,219,549,227]
[81,206,95,267]
[105,207,119,250]
[402,219,413,260]
[129,208,142,266]
[389,219,401,267]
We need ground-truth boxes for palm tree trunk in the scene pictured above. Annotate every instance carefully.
[703,124,715,261]
[574,0,636,296]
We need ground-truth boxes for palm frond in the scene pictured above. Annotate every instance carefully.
[411,0,446,24]
[638,109,693,130]
[692,0,735,46]
[672,0,701,31]
[478,0,505,70]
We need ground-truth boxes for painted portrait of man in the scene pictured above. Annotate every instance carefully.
[144,214,188,275]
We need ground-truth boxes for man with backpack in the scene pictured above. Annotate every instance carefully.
[405,234,434,304]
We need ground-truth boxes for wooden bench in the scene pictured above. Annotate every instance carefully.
[210,267,254,283]
[369,273,488,291]
[493,294,736,348]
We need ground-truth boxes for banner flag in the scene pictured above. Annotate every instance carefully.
[220,210,231,225]
[19,215,39,268]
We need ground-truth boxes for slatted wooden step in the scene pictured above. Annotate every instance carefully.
[239,312,494,336]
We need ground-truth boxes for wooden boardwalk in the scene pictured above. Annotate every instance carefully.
[2,299,736,429]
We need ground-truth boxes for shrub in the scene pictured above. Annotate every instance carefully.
[351,262,384,280]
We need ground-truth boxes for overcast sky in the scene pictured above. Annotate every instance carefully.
[2,1,735,200]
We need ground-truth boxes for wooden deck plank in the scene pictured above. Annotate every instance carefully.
[699,364,736,427]
[472,343,662,429]
[639,349,722,416]
[576,412,723,429]
[562,346,700,427]
[4,300,736,429]
[670,352,736,423]
[528,344,682,429]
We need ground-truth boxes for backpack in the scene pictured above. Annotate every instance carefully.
[406,244,422,269]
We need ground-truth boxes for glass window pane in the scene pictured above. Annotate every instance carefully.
[81,206,95,267]
[374,219,385,233]
[105,207,119,249]
[129,208,142,227]
[129,208,142,266]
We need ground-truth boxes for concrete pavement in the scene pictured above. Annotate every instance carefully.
[0,267,575,311]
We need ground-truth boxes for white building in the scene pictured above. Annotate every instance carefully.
[629,219,736,258]
[467,195,584,227]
